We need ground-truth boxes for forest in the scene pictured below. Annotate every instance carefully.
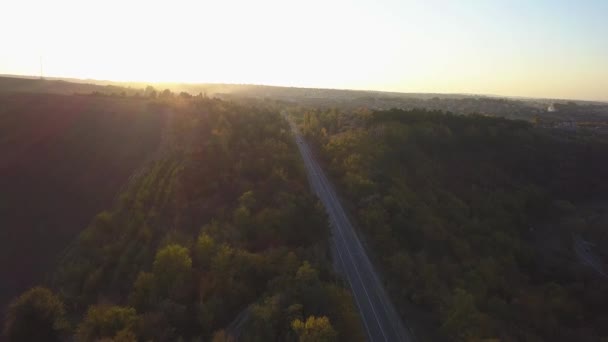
[0,93,165,312]
[4,81,608,342]
[297,107,608,341]
[3,94,363,341]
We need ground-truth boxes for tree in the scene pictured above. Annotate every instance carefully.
[247,295,282,341]
[293,262,327,319]
[238,191,256,209]
[153,244,193,300]
[212,330,236,341]
[160,89,173,98]
[440,288,482,341]
[291,316,337,342]
[129,272,157,311]
[113,328,138,342]
[144,85,157,98]
[233,205,251,228]
[193,233,216,268]
[3,287,69,342]
[75,305,137,342]
[295,261,319,284]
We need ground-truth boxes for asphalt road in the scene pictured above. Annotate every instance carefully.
[573,234,608,278]
[286,117,413,342]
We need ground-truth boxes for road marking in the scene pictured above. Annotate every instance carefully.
[331,221,374,340]
[304,144,389,342]
[295,132,390,341]
[296,138,379,341]
[314,155,406,340]
[285,115,410,341]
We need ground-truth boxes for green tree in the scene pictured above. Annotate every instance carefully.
[75,305,137,342]
[113,328,138,342]
[153,244,193,301]
[193,233,216,268]
[129,271,157,311]
[238,190,256,209]
[440,288,482,341]
[291,316,337,342]
[212,329,236,341]
[3,287,69,342]
[295,261,319,284]
[233,205,251,228]
[294,262,326,313]
[246,295,282,341]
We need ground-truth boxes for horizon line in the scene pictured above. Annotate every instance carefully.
[1,73,606,105]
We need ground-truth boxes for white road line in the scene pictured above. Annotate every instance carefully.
[295,131,389,341]
[294,132,374,339]
[313,152,406,340]
[301,141,389,341]
[331,221,374,340]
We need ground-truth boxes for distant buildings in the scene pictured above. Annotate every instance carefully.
[554,120,577,131]
[548,103,557,112]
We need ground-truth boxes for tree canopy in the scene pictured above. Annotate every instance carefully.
[4,287,69,342]
[9,96,363,341]
[298,107,608,341]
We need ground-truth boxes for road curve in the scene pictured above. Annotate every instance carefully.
[286,115,413,342]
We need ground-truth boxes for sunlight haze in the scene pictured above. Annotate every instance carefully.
[1,0,607,101]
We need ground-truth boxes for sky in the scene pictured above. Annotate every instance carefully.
[1,0,607,101]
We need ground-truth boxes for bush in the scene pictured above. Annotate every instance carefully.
[4,287,69,342]
[75,305,137,341]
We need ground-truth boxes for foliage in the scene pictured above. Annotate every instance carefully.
[0,93,164,310]
[152,244,193,301]
[3,287,69,342]
[300,107,608,341]
[75,305,137,342]
[291,316,338,342]
[10,96,363,341]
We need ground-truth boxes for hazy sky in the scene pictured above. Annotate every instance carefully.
[1,0,607,101]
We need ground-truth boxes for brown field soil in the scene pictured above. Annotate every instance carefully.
[0,93,165,310]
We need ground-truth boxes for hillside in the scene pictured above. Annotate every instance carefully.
[3,77,608,341]
[0,76,141,97]
[3,94,363,341]
[0,93,165,311]
[298,107,608,341]
[4,75,607,125]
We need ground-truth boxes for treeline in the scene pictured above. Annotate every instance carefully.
[84,86,198,100]
[4,98,363,341]
[298,108,608,341]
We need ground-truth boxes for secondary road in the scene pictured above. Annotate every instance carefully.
[286,115,413,342]
[573,234,608,279]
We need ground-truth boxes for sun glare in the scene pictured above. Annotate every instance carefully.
[1,0,607,100]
